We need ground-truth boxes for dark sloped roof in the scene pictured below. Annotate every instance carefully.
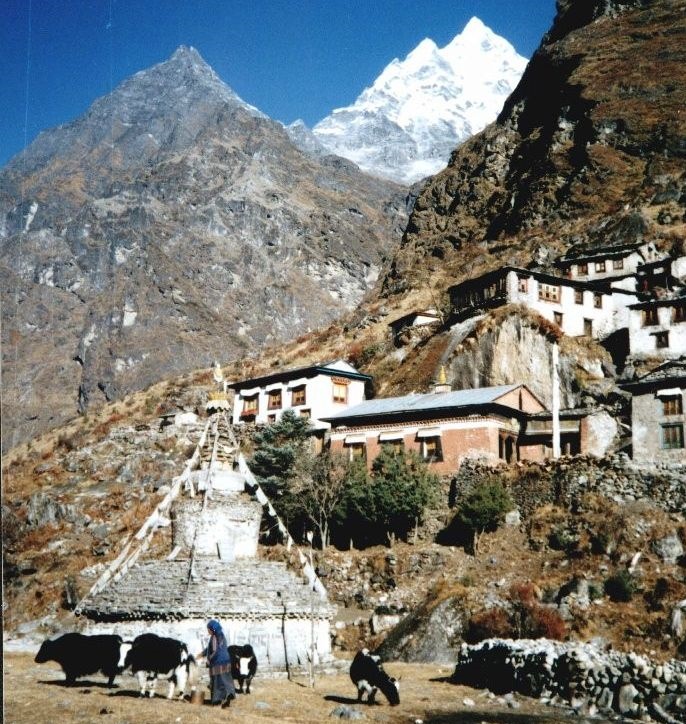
[621,358,686,392]
[229,359,371,390]
[448,265,640,297]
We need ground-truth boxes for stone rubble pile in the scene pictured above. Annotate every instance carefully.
[453,638,686,722]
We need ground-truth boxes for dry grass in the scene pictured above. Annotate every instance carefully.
[5,653,587,724]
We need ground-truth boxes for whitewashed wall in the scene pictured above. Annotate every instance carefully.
[85,615,332,671]
[629,306,686,358]
[504,270,638,340]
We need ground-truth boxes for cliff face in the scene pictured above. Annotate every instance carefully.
[382,0,686,294]
[0,47,408,449]
[440,309,614,410]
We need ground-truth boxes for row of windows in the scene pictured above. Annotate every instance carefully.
[243,388,299,415]
[574,289,603,307]
[642,306,686,326]
[517,277,604,308]
[551,312,594,336]
[347,437,443,463]
[575,259,624,275]
[241,380,350,416]
[267,409,311,423]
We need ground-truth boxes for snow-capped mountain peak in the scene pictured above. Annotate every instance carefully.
[309,18,528,184]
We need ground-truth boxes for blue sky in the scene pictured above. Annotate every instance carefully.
[1,0,557,167]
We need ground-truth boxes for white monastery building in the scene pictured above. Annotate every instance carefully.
[228,360,371,430]
[449,266,640,340]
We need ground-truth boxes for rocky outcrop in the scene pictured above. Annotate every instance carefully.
[382,0,686,294]
[452,638,686,721]
[0,47,408,449]
[444,309,613,408]
[376,596,466,664]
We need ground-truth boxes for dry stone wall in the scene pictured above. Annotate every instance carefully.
[452,456,686,518]
[453,638,686,721]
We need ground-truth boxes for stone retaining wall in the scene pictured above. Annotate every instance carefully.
[452,456,686,517]
[453,638,686,721]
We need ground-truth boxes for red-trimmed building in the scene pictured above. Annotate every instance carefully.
[322,384,554,475]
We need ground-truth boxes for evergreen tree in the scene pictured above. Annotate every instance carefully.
[334,447,439,547]
[248,410,313,529]
[453,480,512,555]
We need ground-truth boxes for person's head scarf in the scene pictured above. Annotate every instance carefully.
[207,619,223,636]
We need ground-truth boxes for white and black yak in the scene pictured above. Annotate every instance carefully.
[228,644,258,693]
[350,648,400,706]
[122,632,198,699]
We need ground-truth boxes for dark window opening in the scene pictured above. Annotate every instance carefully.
[661,423,684,449]
[422,437,443,463]
[662,396,683,416]
[655,331,670,349]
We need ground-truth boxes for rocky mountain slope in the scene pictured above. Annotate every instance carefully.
[304,17,527,184]
[0,47,408,450]
[382,0,686,295]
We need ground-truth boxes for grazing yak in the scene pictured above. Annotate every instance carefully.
[123,633,197,699]
[228,644,258,693]
[34,633,125,687]
[350,649,400,706]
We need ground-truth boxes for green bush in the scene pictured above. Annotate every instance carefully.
[548,525,580,554]
[603,570,637,602]
[441,481,512,554]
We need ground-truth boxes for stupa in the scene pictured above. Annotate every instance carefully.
[76,387,335,672]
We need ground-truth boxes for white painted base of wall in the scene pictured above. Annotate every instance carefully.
[85,615,333,671]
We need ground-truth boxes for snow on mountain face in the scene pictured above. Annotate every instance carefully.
[311,17,528,184]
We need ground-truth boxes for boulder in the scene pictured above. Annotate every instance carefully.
[652,534,684,565]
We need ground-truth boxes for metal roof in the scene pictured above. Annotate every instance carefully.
[323,384,520,422]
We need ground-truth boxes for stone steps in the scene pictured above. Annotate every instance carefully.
[81,558,332,619]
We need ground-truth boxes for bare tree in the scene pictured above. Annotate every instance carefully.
[291,452,350,550]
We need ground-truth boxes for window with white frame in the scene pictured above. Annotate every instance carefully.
[422,436,443,462]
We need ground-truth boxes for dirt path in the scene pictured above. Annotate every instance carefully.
[5,652,595,724]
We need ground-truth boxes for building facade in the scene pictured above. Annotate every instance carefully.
[388,308,441,344]
[323,384,550,475]
[449,267,640,340]
[622,359,686,464]
[628,298,686,360]
[229,359,371,430]
[554,240,664,284]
